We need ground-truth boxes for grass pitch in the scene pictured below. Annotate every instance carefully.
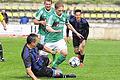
[0,38,120,80]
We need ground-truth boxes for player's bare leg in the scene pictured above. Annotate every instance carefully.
[79,40,86,67]
[74,40,86,67]
[74,47,83,67]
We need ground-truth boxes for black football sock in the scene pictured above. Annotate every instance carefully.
[0,44,3,59]
[80,54,85,63]
[53,73,76,78]
[63,74,76,78]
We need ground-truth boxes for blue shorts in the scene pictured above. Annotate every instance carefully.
[32,55,53,77]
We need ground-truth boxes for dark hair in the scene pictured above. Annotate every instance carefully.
[27,33,38,44]
[74,9,81,14]
[55,1,64,9]
[44,0,52,3]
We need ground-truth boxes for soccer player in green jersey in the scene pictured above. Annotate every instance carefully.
[33,0,54,45]
[44,1,84,69]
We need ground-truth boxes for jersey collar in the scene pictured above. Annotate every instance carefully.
[55,12,63,18]
[44,7,52,13]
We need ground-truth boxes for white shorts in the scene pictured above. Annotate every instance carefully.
[40,39,67,55]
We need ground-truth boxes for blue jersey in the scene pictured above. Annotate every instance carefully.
[21,43,44,71]
[69,15,89,39]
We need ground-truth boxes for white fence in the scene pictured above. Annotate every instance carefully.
[0,24,39,36]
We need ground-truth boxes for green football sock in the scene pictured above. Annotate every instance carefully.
[52,54,56,62]
[52,54,66,68]
[52,48,57,62]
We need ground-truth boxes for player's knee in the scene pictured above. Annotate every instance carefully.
[60,50,67,56]
[62,53,67,56]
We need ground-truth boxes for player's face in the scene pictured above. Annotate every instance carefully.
[44,1,52,11]
[56,6,64,16]
[31,37,39,48]
[75,12,81,21]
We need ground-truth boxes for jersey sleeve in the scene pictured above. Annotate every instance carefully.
[22,49,32,68]
[34,9,43,20]
[85,20,89,38]
[82,18,90,29]
[24,55,32,68]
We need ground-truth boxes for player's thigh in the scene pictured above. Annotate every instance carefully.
[45,42,57,49]
[56,39,67,56]
[40,43,55,55]
[56,39,67,51]
[35,67,53,77]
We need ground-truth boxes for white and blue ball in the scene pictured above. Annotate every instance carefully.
[69,57,80,67]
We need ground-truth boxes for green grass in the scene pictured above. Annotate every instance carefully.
[0,38,120,80]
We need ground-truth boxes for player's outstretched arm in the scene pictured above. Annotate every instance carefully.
[66,23,84,39]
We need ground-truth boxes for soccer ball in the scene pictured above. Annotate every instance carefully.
[69,57,80,68]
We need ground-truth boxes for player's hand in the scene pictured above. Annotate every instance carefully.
[52,49,60,54]
[76,33,84,39]
[40,21,46,26]
[56,49,60,54]
[52,50,56,54]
